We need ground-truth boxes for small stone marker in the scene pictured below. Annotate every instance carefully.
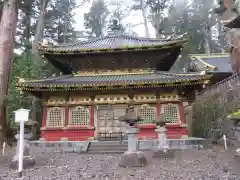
[2,141,5,155]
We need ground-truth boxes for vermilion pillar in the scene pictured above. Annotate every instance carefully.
[179,101,188,136]
[179,101,185,124]
[41,106,48,137]
[65,106,69,126]
[90,104,94,127]
[156,102,161,117]
[42,106,47,127]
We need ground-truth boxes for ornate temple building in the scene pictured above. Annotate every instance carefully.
[17,27,211,141]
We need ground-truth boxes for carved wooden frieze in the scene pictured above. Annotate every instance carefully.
[69,96,92,105]
[94,94,130,104]
[46,96,66,105]
[133,94,156,103]
[159,94,180,101]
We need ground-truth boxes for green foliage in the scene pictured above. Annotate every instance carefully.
[7,52,41,123]
[44,0,77,43]
[192,91,240,139]
[192,100,219,138]
[84,0,109,37]
[228,110,240,118]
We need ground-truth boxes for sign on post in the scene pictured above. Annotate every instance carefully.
[14,108,30,123]
[14,108,30,178]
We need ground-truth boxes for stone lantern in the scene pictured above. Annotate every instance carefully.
[118,104,147,168]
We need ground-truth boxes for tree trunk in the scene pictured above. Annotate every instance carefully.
[32,0,48,56]
[0,0,18,145]
[140,0,150,38]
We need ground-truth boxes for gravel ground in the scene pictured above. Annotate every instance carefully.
[0,146,240,180]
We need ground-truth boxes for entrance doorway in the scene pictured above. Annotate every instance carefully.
[97,104,127,141]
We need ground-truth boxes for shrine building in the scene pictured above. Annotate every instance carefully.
[188,53,233,86]
[17,30,211,141]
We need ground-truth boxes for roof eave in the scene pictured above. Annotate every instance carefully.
[17,78,212,93]
[38,40,187,55]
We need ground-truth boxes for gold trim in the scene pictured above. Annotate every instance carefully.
[69,96,92,104]
[47,96,66,105]
[73,69,154,76]
[94,94,130,104]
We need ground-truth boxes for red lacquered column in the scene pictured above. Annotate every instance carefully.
[41,106,48,138]
[179,101,185,124]
[90,104,94,127]
[65,106,70,127]
[156,102,161,118]
[179,101,188,136]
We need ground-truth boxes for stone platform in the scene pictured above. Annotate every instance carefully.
[28,137,210,154]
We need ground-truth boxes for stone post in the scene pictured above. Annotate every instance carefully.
[127,126,138,152]
[235,126,240,156]
[10,132,35,169]
[155,126,169,152]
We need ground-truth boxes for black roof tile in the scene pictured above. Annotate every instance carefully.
[17,71,208,89]
[39,35,187,53]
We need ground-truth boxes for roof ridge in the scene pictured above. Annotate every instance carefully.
[49,34,184,48]
[155,71,203,76]
[26,74,73,83]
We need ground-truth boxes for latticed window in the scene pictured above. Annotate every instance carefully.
[138,104,156,124]
[69,106,90,126]
[162,103,180,123]
[46,107,65,127]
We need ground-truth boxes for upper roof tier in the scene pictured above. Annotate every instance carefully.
[39,34,187,74]
[39,35,186,54]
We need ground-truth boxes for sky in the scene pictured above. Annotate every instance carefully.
[73,0,156,37]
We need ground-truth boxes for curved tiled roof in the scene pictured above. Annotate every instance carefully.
[189,54,233,73]
[39,35,187,54]
[17,71,210,91]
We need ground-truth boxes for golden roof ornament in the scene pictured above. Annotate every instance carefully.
[200,71,206,75]
[18,77,25,83]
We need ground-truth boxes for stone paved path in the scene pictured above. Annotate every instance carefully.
[0,146,240,180]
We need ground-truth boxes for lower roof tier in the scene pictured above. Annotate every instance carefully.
[17,71,211,92]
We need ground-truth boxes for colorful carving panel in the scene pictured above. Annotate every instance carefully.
[69,96,92,105]
[94,94,130,104]
[47,96,66,105]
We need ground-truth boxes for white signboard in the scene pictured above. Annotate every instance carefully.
[14,108,30,123]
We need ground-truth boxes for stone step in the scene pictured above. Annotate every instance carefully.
[88,141,127,153]
[87,150,124,154]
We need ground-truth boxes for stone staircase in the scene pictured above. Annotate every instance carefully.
[87,141,128,154]
[87,137,210,153]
